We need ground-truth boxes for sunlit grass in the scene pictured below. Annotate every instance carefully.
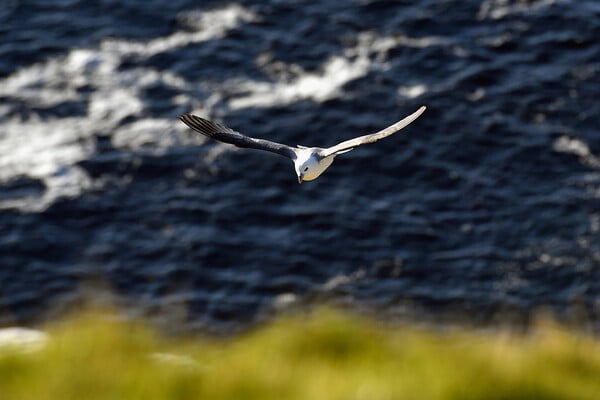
[1,309,599,399]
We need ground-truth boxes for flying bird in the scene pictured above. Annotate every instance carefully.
[179,106,426,183]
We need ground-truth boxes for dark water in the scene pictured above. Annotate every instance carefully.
[1,0,599,332]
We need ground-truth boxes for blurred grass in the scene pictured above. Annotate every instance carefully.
[1,309,600,400]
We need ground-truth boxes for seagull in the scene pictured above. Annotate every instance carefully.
[179,106,426,183]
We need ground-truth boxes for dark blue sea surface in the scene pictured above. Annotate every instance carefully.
[1,0,599,332]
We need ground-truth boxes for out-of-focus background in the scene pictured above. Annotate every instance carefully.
[1,0,599,333]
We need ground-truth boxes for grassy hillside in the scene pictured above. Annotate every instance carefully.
[1,309,599,399]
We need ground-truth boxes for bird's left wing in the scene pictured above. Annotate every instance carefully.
[179,114,297,160]
[320,106,426,157]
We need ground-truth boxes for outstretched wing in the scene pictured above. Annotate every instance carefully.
[179,114,297,160]
[320,106,426,157]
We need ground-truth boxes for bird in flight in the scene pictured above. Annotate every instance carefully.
[179,106,426,183]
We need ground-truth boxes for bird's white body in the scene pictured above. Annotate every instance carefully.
[294,148,335,182]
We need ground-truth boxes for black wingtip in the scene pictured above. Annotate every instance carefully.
[178,113,229,140]
[179,113,193,122]
[179,113,200,130]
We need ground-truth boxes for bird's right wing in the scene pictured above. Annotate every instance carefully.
[320,106,426,157]
[179,114,297,160]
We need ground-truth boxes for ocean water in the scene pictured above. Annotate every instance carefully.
[1,0,599,332]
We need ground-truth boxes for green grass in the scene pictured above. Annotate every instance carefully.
[1,309,600,399]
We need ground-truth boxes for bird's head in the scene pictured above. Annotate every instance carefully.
[294,149,334,184]
[294,149,318,184]
[296,164,310,184]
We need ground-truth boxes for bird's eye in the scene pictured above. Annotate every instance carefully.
[303,167,309,172]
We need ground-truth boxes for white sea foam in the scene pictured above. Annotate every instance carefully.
[477,0,570,20]
[0,117,95,180]
[0,5,256,211]
[321,269,366,292]
[553,136,600,169]
[112,118,197,151]
[398,84,427,99]
[229,55,370,110]
[229,32,437,110]
[554,136,591,158]
[101,5,257,58]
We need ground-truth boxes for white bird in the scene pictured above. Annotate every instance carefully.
[179,106,426,183]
